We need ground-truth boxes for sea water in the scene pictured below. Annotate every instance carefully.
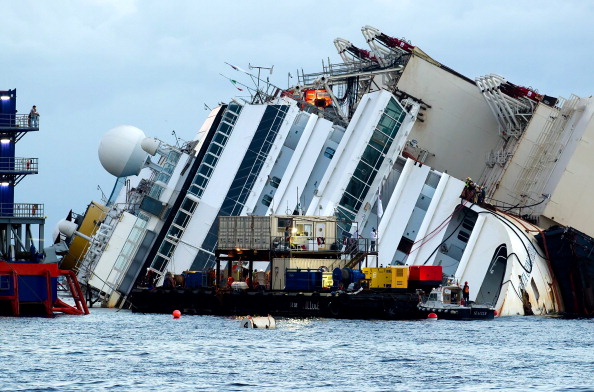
[1,308,593,392]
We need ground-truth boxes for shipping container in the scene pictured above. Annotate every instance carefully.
[218,216,272,250]
[285,268,322,291]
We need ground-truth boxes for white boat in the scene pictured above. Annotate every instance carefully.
[55,26,594,317]
[418,286,496,320]
[240,315,276,329]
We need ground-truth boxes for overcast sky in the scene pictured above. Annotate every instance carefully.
[2,0,593,243]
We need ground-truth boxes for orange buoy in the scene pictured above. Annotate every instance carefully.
[172,309,181,319]
[427,312,438,320]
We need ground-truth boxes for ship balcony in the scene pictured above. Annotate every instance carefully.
[0,157,38,185]
[0,114,39,141]
[0,203,44,219]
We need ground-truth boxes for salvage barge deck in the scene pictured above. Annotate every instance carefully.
[129,287,423,320]
[127,215,440,319]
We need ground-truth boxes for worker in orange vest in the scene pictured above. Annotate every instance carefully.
[463,281,470,305]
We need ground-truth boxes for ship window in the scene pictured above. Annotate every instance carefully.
[180,198,197,213]
[213,132,227,146]
[198,164,213,178]
[462,218,475,231]
[204,152,217,166]
[345,176,369,199]
[173,211,191,228]
[397,237,414,254]
[192,174,208,189]
[324,147,335,159]
[270,176,281,188]
[457,231,470,243]
[369,129,391,153]
[339,191,360,212]
[169,225,183,239]
[261,195,273,207]
[151,255,168,272]
[159,241,175,257]
[149,184,164,199]
[354,161,373,182]
[277,217,293,229]
[361,145,383,169]
[208,143,223,157]
[218,122,232,135]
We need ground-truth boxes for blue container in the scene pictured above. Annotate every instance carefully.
[184,271,207,289]
[285,269,322,291]
[0,275,58,303]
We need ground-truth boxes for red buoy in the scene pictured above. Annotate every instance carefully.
[427,312,438,320]
[172,309,181,319]
[494,309,498,317]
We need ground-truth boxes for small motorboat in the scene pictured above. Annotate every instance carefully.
[240,315,276,329]
[418,285,495,320]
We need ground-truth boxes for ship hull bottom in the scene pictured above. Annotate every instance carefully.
[129,288,424,320]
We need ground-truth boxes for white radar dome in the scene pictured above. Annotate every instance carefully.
[98,125,149,177]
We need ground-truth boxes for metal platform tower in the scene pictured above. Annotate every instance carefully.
[0,89,44,261]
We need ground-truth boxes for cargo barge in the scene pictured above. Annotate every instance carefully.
[128,215,444,319]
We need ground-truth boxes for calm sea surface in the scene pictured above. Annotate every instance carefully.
[1,308,593,392]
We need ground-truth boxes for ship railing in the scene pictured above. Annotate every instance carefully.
[0,203,44,218]
[0,114,39,130]
[0,157,39,173]
[274,236,373,255]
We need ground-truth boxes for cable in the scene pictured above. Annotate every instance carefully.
[409,202,466,254]
[478,209,546,261]
[500,279,523,300]
[421,207,469,265]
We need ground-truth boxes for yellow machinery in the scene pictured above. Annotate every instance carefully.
[361,266,409,289]
[362,267,393,289]
[391,266,409,289]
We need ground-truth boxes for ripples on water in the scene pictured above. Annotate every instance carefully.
[1,308,593,392]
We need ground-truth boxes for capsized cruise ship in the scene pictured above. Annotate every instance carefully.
[57,26,594,317]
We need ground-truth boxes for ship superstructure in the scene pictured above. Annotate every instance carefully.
[60,27,594,317]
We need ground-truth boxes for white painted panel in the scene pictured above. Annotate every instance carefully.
[378,159,430,265]
[407,175,465,266]
[88,212,137,294]
[397,56,500,180]
[274,117,333,215]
